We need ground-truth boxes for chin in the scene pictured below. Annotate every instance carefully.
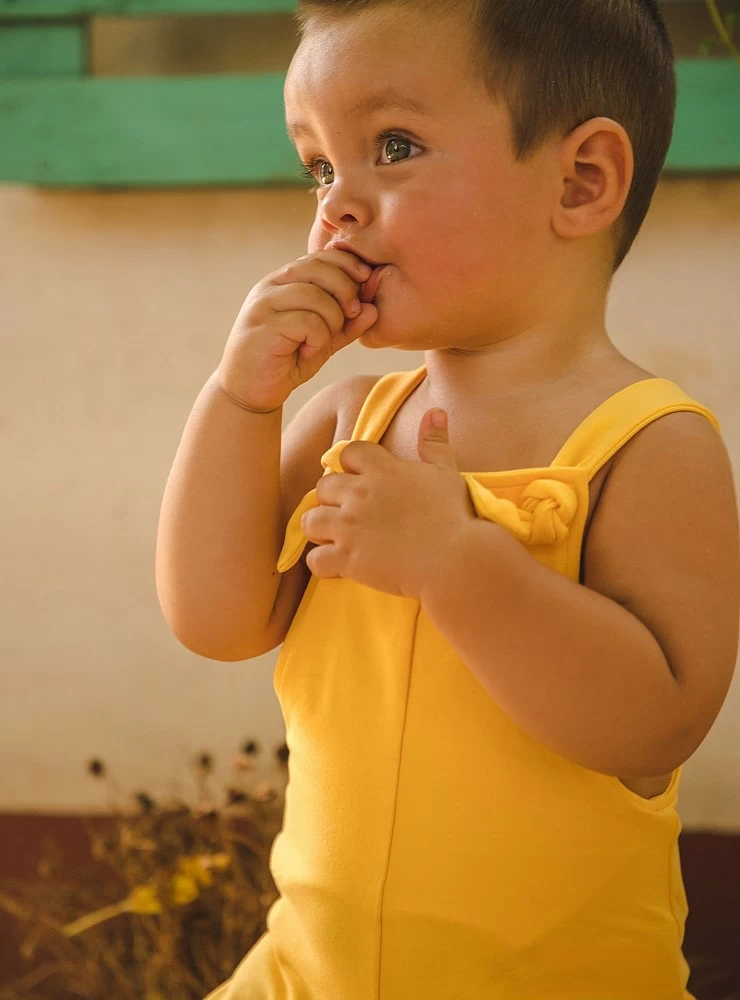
[358,334,382,350]
[358,320,428,353]
[359,325,394,350]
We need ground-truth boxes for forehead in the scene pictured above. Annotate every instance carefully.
[284,8,478,138]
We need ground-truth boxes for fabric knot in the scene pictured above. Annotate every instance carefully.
[276,441,579,573]
[463,475,578,547]
[519,478,578,545]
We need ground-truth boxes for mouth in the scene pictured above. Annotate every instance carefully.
[359,264,390,304]
[325,240,386,269]
[324,241,390,304]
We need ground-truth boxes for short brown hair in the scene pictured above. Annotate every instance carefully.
[293,0,676,272]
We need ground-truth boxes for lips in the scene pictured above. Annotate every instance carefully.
[326,240,383,268]
[359,264,390,304]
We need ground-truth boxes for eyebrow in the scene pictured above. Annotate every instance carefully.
[286,90,430,142]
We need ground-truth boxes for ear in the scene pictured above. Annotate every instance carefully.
[552,117,634,247]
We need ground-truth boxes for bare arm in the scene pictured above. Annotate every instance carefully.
[155,369,285,660]
[420,413,740,777]
[155,248,376,661]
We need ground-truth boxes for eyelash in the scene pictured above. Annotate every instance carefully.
[298,130,422,192]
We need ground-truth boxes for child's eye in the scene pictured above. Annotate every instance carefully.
[298,131,422,192]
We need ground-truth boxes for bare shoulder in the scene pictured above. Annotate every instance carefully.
[583,409,740,756]
[332,374,384,443]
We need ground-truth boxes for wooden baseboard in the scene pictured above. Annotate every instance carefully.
[1,814,738,998]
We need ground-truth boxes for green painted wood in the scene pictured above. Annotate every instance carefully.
[0,73,306,186]
[0,0,720,18]
[0,61,736,187]
[0,25,84,75]
[666,60,740,171]
[0,0,294,18]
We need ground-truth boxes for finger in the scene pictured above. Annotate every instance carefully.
[315,471,347,505]
[335,301,379,346]
[263,282,346,342]
[305,543,343,580]
[339,439,390,473]
[301,505,340,543]
[274,253,370,323]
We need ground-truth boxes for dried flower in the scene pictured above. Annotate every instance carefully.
[135,791,156,813]
[232,752,256,773]
[193,800,219,820]
[252,782,277,804]
[0,740,286,999]
[170,874,199,907]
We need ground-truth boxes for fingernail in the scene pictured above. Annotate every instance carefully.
[431,410,446,428]
[349,300,361,317]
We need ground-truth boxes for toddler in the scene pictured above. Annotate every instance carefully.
[156,1,740,997]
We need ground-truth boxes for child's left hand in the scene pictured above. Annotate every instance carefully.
[301,409,478,599]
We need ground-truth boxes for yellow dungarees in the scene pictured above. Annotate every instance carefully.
[206,365,720,1000]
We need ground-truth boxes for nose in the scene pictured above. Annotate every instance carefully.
[317,175,373,234]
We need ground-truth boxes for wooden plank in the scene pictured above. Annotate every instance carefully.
[0,24,84,75]
[0,73,306,186]
[0,61,736,187]
[0,0,717,18]
[665,60,740,172]
[0,0,294,18]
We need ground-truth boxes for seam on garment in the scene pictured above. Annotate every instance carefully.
[667,808,686,942]
[375,602,422,1000]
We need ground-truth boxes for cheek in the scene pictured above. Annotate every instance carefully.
[393,168,538,288]
[402,215,523,301]
[307,217,325,254]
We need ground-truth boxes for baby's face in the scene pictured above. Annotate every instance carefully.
[284,7,559,351]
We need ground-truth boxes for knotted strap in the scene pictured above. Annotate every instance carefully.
[277,440,579,573]
[464,475,577,546]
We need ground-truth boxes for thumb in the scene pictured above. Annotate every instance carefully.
[418,409,458,468]
[341,301,378,343]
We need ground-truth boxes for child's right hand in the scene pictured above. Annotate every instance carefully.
[217,249,379,412]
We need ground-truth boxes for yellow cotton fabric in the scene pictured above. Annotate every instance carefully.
[205,365,720,1000]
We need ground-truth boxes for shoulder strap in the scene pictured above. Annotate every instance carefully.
[552,378,721,479]
[349,365,427,442]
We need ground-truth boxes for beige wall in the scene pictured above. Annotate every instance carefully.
[1,175,739,829]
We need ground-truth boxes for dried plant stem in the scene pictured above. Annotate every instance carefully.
[0,889,31,920]
[0,889,63,934]
[704,0,740,61]
[1,747,288,1000]
[98,947,140,1000]
[9,959,73,993]
[62,900,130,937]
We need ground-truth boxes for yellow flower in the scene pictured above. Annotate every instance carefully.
[128,885,162,915]
[170,874,199,907]
[62,853,233,938]
[176,852,230,887]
